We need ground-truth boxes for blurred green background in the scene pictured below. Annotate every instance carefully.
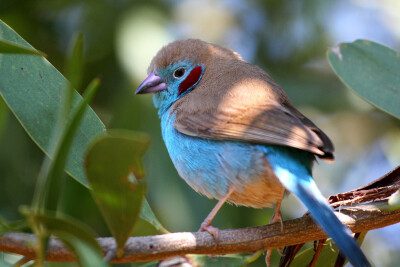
[1,0,400,266]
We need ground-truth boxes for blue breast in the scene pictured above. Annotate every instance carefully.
[160,112,267,198]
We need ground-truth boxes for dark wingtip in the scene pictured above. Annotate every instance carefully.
[318,152,335,162]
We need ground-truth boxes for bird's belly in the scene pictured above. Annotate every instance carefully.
[228,171,285,208]
[161,114,285,208]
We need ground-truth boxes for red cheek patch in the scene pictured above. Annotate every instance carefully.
[178,65,203,96]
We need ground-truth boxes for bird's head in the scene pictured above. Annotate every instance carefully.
[135,60,205,115]
[135,39,243,115]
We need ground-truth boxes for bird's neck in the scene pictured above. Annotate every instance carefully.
[159,109,179,147]
[157,104,170,118]
[153,92,177,118]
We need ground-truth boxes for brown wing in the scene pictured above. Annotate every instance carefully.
[282,102,334,159]
[174,100,333,159]
[171,59,334,160]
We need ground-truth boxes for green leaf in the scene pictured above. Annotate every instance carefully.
[0,216,28,235]
[0,98,8,137]
[191,254,250,266]
[32,79,100,212]
[156,255,249,267]
[290,235,367,267]
[0,252,13,267]
[59,33,84,130]
[65,33,84,93]
[140,200,169,234]
[0,19,105,186]
[0,39,46,57]
[290,241,339,267]
[85,130,149,257]
[0,19,166,233]
[22,209,109,267]
[327,39,400,119]
[0,216,10,235]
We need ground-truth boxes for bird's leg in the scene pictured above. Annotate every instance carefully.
[199,187,234,241]
[266,189,286,266]
[269,196,284,232]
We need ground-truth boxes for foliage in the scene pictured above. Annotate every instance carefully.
[85,130,149,257]
[0,20,165,265]
[0,39,45,56]
[0,20,104,186]
[289,234,367,267]
[327,40,400,119]
[0,1,400,267]
[22,208,109,267]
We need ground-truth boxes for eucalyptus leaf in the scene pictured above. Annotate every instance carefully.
[140,200,169,234]
[32,79,100,212]
[327,39,400,119]
[290,241,339,267]
[85,130,149,257]
[0,19,167,233]
[0,216,9,234]
[191,254,250,266]
[0,19,105,186]
[0,98,8,137]
[0,39,46,57]
[0,216,28,235]
[0,252,13,267]
[22,210,108,267]
[290,234,367,267]
[65,33,84,94]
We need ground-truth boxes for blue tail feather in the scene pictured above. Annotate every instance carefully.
[274,166,371,267]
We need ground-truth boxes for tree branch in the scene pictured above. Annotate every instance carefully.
[1,204,400,263]
[2,166,400,263]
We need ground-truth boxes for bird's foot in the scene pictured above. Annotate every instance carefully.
[197,188,234,243]
[199,220,220,242]
[265,207,284,266]
[270,209,284,232]
[265,247,284,267]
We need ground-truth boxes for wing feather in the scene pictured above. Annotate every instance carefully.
[171,60,334,160]
[175,103,331,157]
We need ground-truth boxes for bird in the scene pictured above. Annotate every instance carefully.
[135,39,371,267]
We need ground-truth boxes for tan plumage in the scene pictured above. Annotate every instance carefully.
[139,40,373,267]
[149,39,334,160]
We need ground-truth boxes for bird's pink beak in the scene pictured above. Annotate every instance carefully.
[135,72,167,94]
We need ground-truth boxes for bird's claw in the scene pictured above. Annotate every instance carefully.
[265,208,284,266]
[270,209,284,232]
[199,222,220,242]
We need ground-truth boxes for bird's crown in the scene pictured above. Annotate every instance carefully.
[148,39,243,73]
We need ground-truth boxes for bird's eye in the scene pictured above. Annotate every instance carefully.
[173,68,186,79]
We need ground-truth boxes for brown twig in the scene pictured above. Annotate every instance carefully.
[307,239,326,267]
[2,166,400,264]
[329,166,400,207]
[1,205,399,263]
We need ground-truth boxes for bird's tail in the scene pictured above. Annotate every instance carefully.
[274,166,371,267]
